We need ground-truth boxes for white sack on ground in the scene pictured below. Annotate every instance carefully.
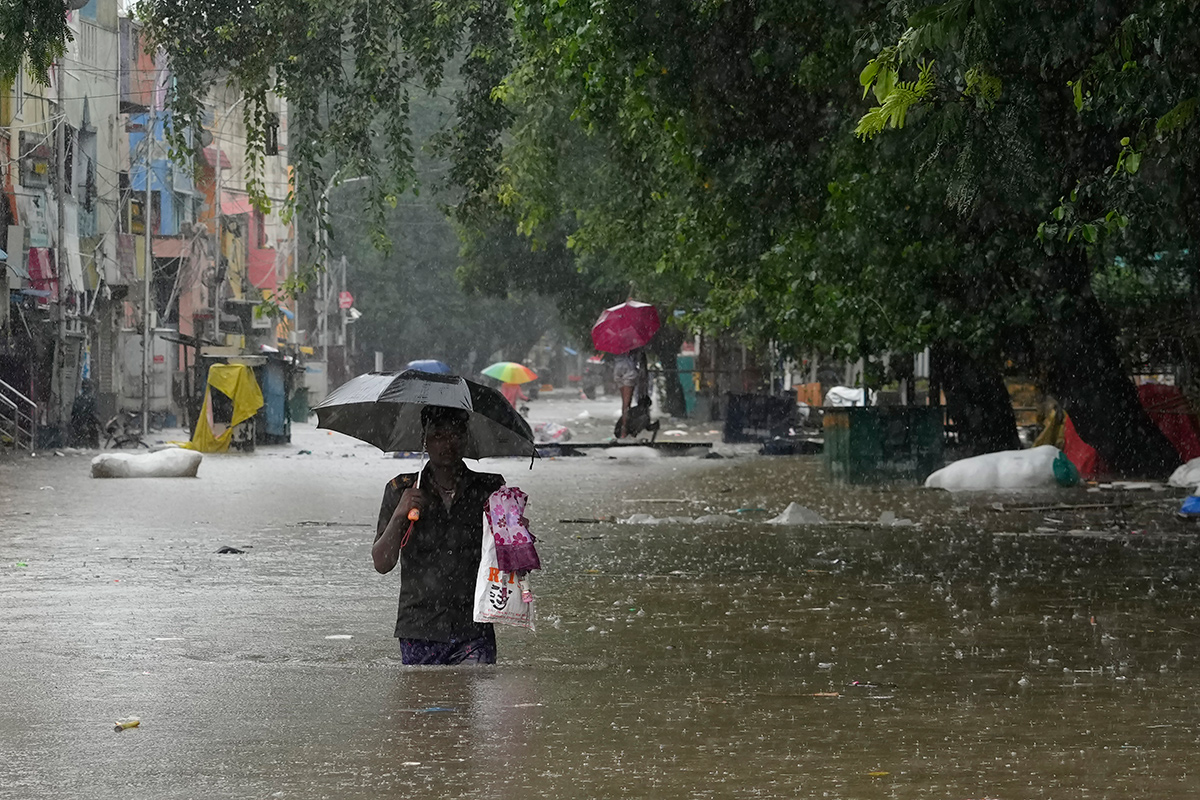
[925,445,1062,491]
[766,502,827,525]
[91,448,203,478]
[1168,457,1200,490]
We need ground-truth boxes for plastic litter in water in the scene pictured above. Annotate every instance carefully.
[766,503,827,525]
[324,634,353,640]
[877,511,914,527]
[113,717,140,732]
[1177,495,1200,520]
[693,514,738,525]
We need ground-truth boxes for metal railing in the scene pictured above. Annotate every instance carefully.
[0,379,37,452]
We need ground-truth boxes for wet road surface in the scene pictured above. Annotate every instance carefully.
[3,401,1200,798]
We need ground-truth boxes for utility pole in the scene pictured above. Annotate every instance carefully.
[207,93,250,347]
[317,191,328,367]
[54,70,67,436]
[213,131,222,344]
[141,107,155,435]
[320,226,328,365]
[318,172,368,374]
[340,254,348,380]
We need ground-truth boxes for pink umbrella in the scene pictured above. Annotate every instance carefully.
[591,300,660,354]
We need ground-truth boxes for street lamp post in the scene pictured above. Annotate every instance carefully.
[317,172,368,371]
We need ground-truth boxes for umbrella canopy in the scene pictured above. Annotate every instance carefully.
[313,370,536,459]
[481,361,538,385]
[405,359,453,374]
[591,300,660,354]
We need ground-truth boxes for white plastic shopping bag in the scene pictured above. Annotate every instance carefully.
[473,513,535,630]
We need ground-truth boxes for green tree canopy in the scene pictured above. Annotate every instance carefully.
[1,0,71,87]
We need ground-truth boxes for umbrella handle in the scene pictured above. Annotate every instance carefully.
[400,503,421,548]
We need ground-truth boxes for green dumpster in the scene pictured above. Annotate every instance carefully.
[824,406,944,484]
[289,387,310,424]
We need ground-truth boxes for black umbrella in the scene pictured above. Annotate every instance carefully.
[313,370,536,459]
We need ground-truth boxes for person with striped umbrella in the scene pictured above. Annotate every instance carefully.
[481,362,538,407]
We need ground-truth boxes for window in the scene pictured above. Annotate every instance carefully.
[264,112,279,156]
[18,131,51,188]
[118,171,130,233]
[13,68,23,119]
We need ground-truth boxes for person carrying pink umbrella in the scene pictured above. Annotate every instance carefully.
[591,300,660,438]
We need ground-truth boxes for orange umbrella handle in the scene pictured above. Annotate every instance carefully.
[400,507,420,548]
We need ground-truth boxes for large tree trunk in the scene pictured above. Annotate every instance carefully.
[649,325,687,418]
[932,341,1022,456]
[1041,252,1180,477]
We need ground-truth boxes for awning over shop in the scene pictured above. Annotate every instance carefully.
[6,258,31,281]
[219,192,252,217]
[202,147,232,170]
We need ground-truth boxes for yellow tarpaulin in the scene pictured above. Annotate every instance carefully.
[183,363,264,453]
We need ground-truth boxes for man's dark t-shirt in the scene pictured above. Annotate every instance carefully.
[376,466,504,641]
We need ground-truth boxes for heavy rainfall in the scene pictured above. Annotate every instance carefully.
[3,1,1200,798]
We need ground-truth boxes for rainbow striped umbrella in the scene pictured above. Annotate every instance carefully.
[481,362,538,384]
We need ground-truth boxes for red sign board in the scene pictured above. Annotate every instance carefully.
[338,291,354,310]
[153,355,165,364]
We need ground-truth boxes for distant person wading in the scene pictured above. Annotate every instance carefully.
[613,348,657,439]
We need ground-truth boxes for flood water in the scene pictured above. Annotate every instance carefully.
[3,410,1200,798]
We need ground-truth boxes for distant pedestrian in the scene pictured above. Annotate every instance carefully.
[613,348,648,438]
[500,382,529,407]
[70,380,100,448]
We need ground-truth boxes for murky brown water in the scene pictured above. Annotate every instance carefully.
[3,429,1200,798]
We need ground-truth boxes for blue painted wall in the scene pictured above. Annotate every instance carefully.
[127,112,199,237]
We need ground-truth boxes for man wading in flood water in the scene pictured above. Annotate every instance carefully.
[372,406,504,665]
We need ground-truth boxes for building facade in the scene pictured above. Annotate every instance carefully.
[2,3,300,448]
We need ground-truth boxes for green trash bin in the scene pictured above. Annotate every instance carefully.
[824,406,944,484]
[289,387,310,424]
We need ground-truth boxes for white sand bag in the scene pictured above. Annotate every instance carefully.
[1168,457,1200,490]
[91,448,203,478]
[924,445,1064,491]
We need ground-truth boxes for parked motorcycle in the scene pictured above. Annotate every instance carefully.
[103,411,148,449]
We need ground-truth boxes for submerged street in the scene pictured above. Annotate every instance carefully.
[3,393,1200,799]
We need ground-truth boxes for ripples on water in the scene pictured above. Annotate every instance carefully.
[2,450,1199,798]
